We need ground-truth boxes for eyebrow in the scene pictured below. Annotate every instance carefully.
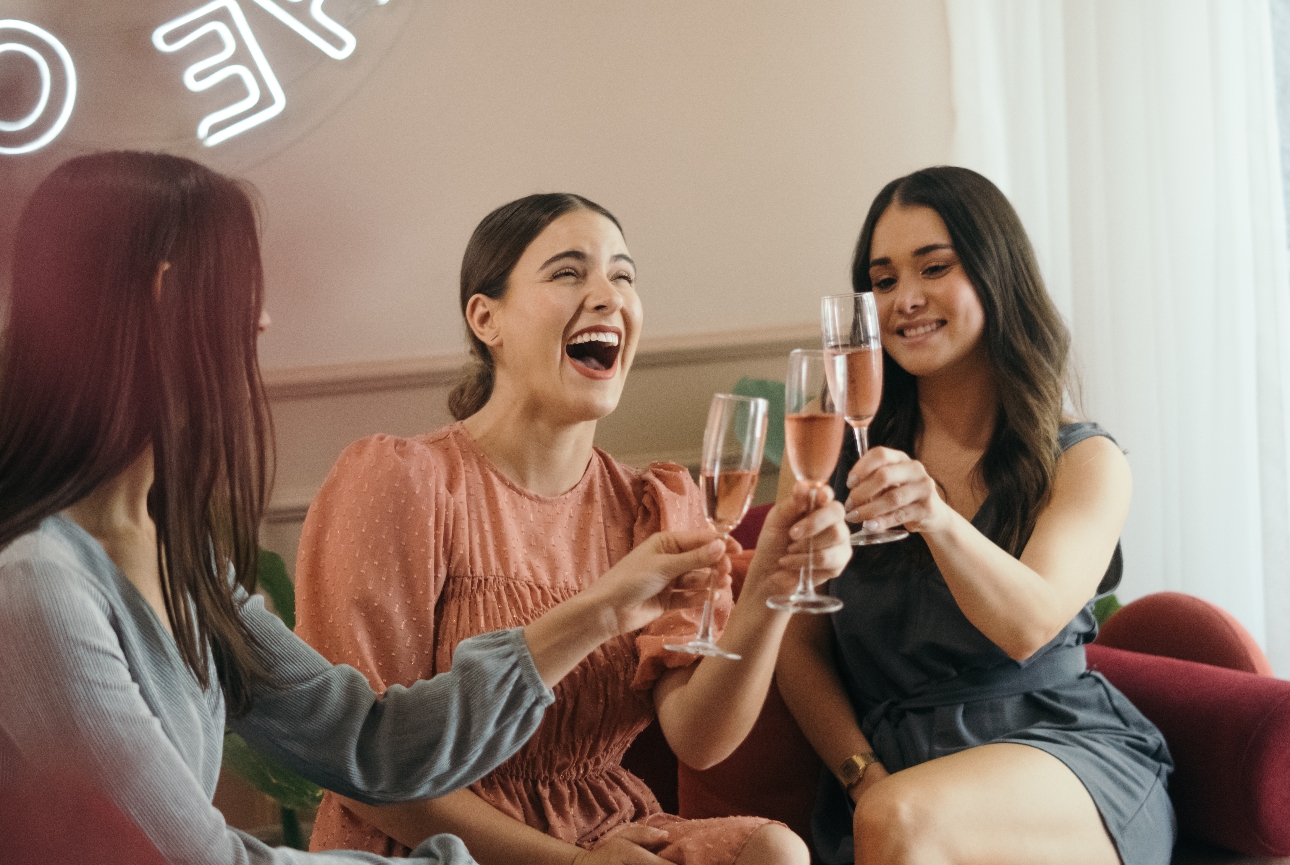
[868,243,955,268]
[540,250,636,270]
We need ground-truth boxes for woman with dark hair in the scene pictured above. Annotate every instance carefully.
[0,152,734,864]
[777,166,1174,865]
[295,193,852,864]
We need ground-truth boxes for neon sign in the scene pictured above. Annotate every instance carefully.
[0,2,394,156]
[152,1,286,147]
[0,19,77,155]
[154,0,393,147]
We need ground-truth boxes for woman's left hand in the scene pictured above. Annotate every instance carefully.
[746,482,851,597]
[844,446,950,536]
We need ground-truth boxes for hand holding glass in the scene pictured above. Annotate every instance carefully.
[821,292,909,546]
[766,349,845,614]
[664,393,768,660]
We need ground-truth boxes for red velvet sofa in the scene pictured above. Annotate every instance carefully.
[622,505,1290,864]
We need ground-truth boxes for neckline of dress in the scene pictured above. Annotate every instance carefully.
[449,422,605,504]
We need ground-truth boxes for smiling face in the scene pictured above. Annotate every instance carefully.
[472,208,641,423]
[867,203,988,381]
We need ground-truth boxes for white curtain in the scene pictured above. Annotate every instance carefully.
[945,0,1290,674]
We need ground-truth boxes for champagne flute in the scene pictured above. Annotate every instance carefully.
[821,292,909,545]
[766,349,845,614]
[665,393,768,659]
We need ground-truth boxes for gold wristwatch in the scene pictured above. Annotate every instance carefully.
[839,752,879,796]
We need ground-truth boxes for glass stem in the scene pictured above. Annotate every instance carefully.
[694,533,724,644]
[798,486,819,599]
[853,424,869,457]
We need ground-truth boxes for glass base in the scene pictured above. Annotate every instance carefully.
[663,640,741,660]
[766,593,843,614]
[850,527,909,546]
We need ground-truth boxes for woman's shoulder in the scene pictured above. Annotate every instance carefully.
[588,451,703,535]
[0,518,115,641]
[1057,420,1120,452]
[592,450,698,498]
[323,423,471,492]
[335,423,466,469]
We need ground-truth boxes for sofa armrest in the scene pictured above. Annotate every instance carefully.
[1086,644,1290,857]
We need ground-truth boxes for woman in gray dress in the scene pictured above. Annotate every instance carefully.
[0,151,731,864]
[777,166,1175,865]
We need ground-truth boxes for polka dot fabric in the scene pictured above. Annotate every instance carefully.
[296,423,770,860]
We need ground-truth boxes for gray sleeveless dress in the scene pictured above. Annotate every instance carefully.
[813,422,1175,865]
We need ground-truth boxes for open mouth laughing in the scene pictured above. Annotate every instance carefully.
[565,326,622,377]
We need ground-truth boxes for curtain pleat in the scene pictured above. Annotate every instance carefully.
[946,0,1290,673]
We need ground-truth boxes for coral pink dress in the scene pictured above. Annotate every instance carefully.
[296,423,771,862]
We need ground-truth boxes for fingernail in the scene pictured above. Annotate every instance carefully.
[789,526,803,540]
[863,520,880,531]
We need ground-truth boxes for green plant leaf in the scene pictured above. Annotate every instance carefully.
[222,730,323,812]
[732,377,785,468]
[256,549,295,631]
[1093,593,1122,626]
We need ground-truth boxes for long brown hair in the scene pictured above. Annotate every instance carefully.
[0,151,276,716]
[448,193,623,420]
[851,166,1070,563]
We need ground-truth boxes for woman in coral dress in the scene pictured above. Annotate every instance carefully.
[296,193,851,865]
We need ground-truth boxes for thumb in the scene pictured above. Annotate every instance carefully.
[646,529,724,577]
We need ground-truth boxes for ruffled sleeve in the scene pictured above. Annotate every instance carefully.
[631,462,734,690]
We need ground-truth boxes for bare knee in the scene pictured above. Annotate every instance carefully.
[734,822,810,865]
[854,779,945,865]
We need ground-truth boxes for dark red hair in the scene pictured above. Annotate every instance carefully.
[0,151,276,716]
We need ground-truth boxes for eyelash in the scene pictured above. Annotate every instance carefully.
[871,262,952,291]
[553,269,635,286]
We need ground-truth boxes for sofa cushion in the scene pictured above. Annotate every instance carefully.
[1087,643,1290,857]
[1097,592,1273,676]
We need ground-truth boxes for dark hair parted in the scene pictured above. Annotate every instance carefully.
[448,193,623,420]
[852,166,1071,565]
[0,151,276,716]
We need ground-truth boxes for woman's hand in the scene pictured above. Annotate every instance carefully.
[743,482,851,600]
[525,528,725,689]
[573,825,671,865]
[844,446,951,536]
[577,527,727,638]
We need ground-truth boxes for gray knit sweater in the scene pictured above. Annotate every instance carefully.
[0,514,555,863]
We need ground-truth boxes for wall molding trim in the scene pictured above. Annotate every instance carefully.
[260,322,814,531]
[262,322,820,401]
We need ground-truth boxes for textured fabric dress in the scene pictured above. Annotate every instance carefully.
[0,514,555,865]
[813,422,1176,865]
[296,422,772,862]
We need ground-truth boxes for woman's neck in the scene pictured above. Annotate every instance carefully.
[461,387,598,498]
[63,447,171,635]
[64,447,155,538]
[916,351,999,452]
